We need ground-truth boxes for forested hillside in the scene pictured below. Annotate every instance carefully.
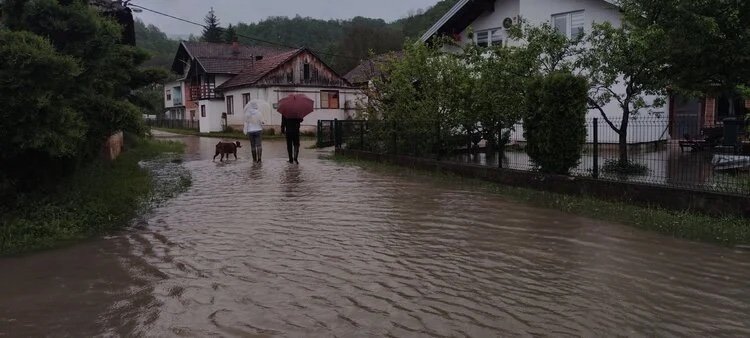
[135,0,459,73]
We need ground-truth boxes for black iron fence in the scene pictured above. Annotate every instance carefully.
[321,118,750,195]
[146,118,200,131]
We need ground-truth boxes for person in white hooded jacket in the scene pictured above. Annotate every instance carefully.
[243,102,264,163]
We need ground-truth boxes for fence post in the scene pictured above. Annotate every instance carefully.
[334,118,341,150]
[316,120,322,147]
[593,118,599,179]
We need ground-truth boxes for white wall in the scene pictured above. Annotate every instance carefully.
[198,99,225,133]
[219,86,364,132]
[519,0,621,30]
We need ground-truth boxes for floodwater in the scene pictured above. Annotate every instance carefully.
[2,133,750,337]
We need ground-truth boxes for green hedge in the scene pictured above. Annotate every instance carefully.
[524,72,588,174]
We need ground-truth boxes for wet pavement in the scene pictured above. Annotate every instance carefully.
[1,132,750,337]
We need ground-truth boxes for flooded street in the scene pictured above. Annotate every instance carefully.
[2,133,750,337]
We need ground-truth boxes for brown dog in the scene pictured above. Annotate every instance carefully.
[213,141,241,162]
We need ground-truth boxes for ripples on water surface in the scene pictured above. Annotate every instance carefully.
[1,133,749,337]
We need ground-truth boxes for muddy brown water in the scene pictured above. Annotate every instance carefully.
[2,132,750,337]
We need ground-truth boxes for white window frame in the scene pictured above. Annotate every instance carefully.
[226,95,234,115]
[474,28,503,47]
[552,10,585,39]
[242,93,251,107]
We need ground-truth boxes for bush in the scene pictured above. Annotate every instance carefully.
[264,128,276,136]
[524,72,588,174]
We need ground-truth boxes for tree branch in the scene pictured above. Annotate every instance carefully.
[588,97,620,133]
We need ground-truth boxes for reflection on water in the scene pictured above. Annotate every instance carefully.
[1,133,749,336]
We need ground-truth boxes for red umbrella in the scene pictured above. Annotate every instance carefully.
[277,94,314,120]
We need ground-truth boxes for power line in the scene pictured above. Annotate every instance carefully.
[128,3,361,61]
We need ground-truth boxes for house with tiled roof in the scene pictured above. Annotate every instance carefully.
[165,41,360,133]
[344,51,403,87]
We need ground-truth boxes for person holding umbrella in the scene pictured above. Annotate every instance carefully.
[277,94,314,164]
[281,116,303,164]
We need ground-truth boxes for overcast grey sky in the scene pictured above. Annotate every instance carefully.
[132,0,441,36]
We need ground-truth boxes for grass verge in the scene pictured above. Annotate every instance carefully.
[330,154,750,247]
[151,127,314,141]
[0,138,190,256]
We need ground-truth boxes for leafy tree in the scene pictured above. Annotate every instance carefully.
[524,72,589,174]
[508,22,582,74]
[1,0,166,191]
[465,43,536,159]
[223,23,237,43]
[0,30,84,161]
[201,7,223,43]
[620,0,750,120]
[578,22,666,165]
[366,41,443,155]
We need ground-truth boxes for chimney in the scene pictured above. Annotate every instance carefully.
[231,41,239,55]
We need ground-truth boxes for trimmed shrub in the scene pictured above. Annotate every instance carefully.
[524,72,588,175]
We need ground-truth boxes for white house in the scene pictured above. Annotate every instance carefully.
[419,0,672,144]
[163,80,187,120]
[166,41,360,133]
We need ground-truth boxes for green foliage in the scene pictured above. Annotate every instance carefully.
[508,22,582,73]
[620,0,750,97]
[0,139,188,255]
[134,19,179,69]
[201,7,223,43]
[466,43,536,151]
[367,37,540,157]
[524,72,588,174]
[223,23,237,43]
[0,30,85,160]
[577,21,666,164]
[1,0,166,195]
[390,0,459,38]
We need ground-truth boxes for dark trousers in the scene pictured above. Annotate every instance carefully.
[286,131,300,161]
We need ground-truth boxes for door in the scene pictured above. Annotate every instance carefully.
[672,95,702,139]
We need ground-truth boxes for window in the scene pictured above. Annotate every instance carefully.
[552,11,584,39]
[200,105,206,118]
[190,110,196,120]
[320,90,340,109]
[242,93,251,107]
[166,89,172,101]
[226,95,234,115]
[303,63,311,81]
[475,28,503,47]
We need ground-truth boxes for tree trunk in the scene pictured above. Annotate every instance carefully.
[618,109,630,164]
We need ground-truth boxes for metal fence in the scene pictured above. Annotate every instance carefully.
[321,118,750,195]
[146,118,200,131]
[316,120,335,148]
